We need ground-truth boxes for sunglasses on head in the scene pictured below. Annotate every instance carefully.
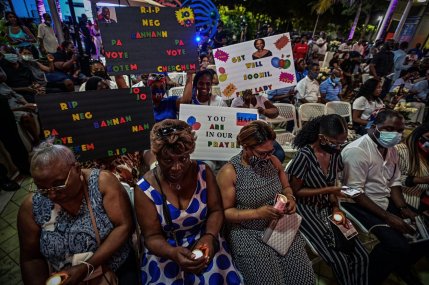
[157,126,185,137]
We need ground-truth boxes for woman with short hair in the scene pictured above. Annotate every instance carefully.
[18,143,138,285]
[135,119,241,284]
[217,121,315,284]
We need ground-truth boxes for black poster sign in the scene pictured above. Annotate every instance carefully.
[36,87,154,162]
[99,6,198,75]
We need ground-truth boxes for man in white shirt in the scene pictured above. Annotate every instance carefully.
[352,40,365,56]
[37,13,59,55]
[392,41,413,82]
[295,63,320,104]
[341,109,429,285]
[316,32,328,61]
[339,39,353,54]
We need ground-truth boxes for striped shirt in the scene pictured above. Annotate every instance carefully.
[286,145,343,207]
[395,143,429,209]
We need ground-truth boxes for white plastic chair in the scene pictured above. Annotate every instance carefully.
[267,103,297,131]
[168,86,185,97]
[168,72,186,86]
[298,103,326,128]
[325,102,352,123]
[276,132,297,155]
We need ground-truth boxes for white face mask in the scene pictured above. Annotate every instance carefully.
[21,55,34,61]
[375,127,402,148]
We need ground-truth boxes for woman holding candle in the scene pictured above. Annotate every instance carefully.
[286,114,369,285]
[135,119,241,284]
[217,121,315,284]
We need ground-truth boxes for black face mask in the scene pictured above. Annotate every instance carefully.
[320,142,340,154]
[93,71,108,79]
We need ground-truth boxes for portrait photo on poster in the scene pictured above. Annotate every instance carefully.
[97,6,117,24]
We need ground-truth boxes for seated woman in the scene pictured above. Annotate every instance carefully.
[84,76,110,91]
[352,78,384,135]
[183,70,226,106]
[217,121,315,285]
[5,12,38,58]
[18,143,138,285]
[79,60,119,91]
[19,46,52,88]
[135,119,242,284]
[286,114,369,285]
[396,123,429,212]
[149,73,192,122]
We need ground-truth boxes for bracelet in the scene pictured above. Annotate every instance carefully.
[203,232,218,241]
[286,194,296,201]
[79,261,94,279]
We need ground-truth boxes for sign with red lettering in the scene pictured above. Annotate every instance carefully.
[98,6,198,75]
[36,88,155,162]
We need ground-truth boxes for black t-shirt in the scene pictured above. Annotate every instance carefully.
[371,50,394,77]
[213,30,226,48]
[0,59,34,88]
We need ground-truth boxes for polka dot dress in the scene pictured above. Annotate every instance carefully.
[137,162,242,285]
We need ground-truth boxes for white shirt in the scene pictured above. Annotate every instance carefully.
[195,95,227,107]
[339,43,352,52]
[295,76,320,103]
[352,43,364,56]
[231,95,267,109]
[316,38,327,55]
[342,135,402,210]
[352,96,384,120]
[37,23,59,53]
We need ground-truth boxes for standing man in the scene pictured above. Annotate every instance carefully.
[37,13,59,55]
[341,109,429,285]
[316,32,328,63]
[392,41,413,82]
[369,42,394,99]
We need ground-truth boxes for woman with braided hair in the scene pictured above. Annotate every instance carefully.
[286,114,370,285]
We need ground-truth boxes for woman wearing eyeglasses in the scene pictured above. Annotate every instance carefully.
[134,119,242,285]
[286,114,369,285]
[217,121,315,284]
[17,143,138,285]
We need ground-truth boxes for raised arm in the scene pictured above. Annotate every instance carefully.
[177,71,194,108]
[18,195,49,285]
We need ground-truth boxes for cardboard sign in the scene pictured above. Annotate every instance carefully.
[99,6,198,75]
[179,104,259,161]
[213,33,296,100]
[36,87,154,162]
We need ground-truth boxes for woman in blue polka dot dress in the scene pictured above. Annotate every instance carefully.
[135,119,242,285]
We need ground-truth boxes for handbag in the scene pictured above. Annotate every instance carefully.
[82,185,119,285]
[261,213,302,256]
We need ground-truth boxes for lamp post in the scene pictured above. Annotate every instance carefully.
[375,0,399,41]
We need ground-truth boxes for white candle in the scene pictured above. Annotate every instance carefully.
[192,249,204,259]
[333,214,343,222]
[46,275,62,285]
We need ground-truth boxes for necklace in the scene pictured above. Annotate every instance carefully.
[169,182,181,191]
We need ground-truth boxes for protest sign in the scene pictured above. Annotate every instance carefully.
[98,6,198,75]
[213,33,296,100]
[179,105,259,161]
[36,87,154,161]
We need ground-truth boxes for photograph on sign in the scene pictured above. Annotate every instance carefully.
[36,87,154,161]
[179,104,259,161]
[213,33,296,100]
[98,6,198,75]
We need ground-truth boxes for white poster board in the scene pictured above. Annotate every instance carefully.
[213,33,296,100]
[179,105,259,161]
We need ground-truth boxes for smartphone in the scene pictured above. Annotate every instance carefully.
[340,186,363,198]
[328,215,358,240]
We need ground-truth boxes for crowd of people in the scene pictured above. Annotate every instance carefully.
[0,8,428,285]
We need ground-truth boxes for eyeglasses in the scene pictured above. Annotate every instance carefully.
[29,167,72,195]
[322,136,348,148]
[252,148,275,158]
[157,126,185,138]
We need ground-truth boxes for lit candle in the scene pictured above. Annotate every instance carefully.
[333,214,343,222]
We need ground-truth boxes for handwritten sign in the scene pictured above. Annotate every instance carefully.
[179,105,258,161]
[213,33,296,100]
[99,7,198,75]
[36,87,155,161]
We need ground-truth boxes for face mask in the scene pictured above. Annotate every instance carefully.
[309,71,319,80]
[332,77,341,84]
[375,127,402,148]
[21,55,34,61]
[152,89,166,98]
[320,142,340,154]
[4,53,18,63]
[93,71,108,79]
[418,137,429,154]
[249,156,269,169]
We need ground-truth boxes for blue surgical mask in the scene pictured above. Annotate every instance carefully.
[4,53,18,63]
[375,127,402,148]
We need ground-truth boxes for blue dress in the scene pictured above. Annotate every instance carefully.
[32,169,130,272]
[137,162,242,285]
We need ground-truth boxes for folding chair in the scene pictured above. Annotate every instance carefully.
[267,103,298,132]
[298,103,326,128]
[325,101,352,123]
[168,86,185,97]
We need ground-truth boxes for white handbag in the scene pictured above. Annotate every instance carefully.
[262,213,302,256]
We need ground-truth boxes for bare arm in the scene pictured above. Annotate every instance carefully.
[18,195,49,285]
[352,109,368,125]
[369,63,378,79]
[262,100,279,118]
[22,26,36,43]
[290,175,341,198]
[177,71,194,108]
